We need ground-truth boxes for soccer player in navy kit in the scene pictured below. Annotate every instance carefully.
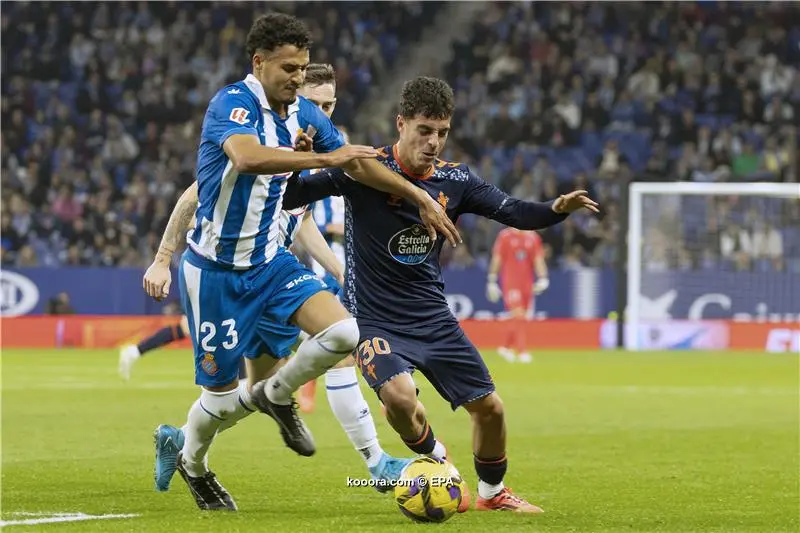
[283,77,598,512]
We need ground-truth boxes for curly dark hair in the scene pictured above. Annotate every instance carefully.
[398,77,455,119]
[305,63,336,87]
[246,12,312,59]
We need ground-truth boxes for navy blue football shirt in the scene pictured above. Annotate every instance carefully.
[283,145,567,326]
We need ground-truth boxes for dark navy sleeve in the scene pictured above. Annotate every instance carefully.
[458,167,568,230]
[283,168,352,210]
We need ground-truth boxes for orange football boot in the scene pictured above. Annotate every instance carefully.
[475,487,544,513]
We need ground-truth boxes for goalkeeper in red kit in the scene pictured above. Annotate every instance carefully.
[486,228,549,363]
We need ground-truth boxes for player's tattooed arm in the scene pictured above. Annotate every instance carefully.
[157,182,198,262]
[143,182,198,300]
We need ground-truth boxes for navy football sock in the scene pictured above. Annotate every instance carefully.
[137,325,185,355]
[402,421,436,455]
[474,454,507,485]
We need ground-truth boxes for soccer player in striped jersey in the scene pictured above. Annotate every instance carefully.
[141,13,460,511]
[149,64,411,508]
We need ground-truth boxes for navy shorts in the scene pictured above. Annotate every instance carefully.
[355,319,495,410]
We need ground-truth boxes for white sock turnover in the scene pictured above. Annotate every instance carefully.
[325,366,383,468]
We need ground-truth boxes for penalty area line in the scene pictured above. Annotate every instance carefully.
[0,512,140,527]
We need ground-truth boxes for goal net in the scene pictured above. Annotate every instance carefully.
[624,182,800,351]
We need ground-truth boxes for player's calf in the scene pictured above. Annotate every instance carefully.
[378,374,446,460]
[464,393,543,513]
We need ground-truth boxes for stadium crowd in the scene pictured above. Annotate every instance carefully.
[1,1,441,267]
[2,2,798,272]
[437,2,799,273]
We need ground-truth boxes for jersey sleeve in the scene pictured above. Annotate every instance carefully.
[283,168,353,211]
[459,167,569,230]
[304,103,346,153]
[532,233,544,258]
[202,88,259,147]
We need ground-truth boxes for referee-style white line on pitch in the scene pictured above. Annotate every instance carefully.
[0,512,139,527]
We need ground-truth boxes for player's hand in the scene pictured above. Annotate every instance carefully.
[533,278,550,295]
[552,190,600,215]
[336,271,345,287]
[143,258,172,301]
[322,145,379,167]
[294,129,314,152]
[416,192,462,247]
[486,281,502,303]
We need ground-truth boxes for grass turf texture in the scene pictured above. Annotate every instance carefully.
[1,348,797,532]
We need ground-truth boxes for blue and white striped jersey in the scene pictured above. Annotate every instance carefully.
[187,74,345,269]
[279,206,307,249]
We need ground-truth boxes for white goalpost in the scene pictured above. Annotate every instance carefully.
[625,182,800,351]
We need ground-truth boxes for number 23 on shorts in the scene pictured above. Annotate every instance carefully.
[357,337,391,378]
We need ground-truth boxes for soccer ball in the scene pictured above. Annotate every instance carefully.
[394,456,467,523]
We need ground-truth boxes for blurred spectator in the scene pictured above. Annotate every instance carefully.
[46,292,75,315]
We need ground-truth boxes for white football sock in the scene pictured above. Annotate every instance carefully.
[325,366,383,468]
[180,387,243,477]
[430,440,447,461]
[217,381,256,434]
[267,318,359,405]
[478,480,505,499]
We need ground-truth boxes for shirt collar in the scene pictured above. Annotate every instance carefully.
[243,74,300,115]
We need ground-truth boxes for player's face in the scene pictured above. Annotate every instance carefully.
[252,45,310,107]
[298,83,337,118]
[397,114,451,171]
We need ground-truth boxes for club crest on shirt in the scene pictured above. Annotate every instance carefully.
[201,353,219,376]
[437,191,449,210]
[387,224,435,265]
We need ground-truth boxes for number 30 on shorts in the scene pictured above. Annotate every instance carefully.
[199,319,239,352]
[357,337,391,366]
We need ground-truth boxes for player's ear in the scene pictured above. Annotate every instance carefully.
[396,114,404,133]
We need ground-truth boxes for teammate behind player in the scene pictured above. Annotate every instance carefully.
[150,64,411,507]
[282,76,598,513]
[486,228,549,363]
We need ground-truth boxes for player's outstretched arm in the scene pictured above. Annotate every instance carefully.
[223,134,378,175]
[342,158,462,247]
[462,171,598,230]
[292,212,344,285]
[143,182,199,300]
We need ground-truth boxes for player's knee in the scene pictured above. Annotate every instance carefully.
[379,377,418,418]
[317,317,359,359]
[466,392,504,424]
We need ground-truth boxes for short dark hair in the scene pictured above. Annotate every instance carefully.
[305,63,336,87]
[246,12,312,59]
[399,77,455,119]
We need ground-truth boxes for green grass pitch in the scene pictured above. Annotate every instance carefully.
[1,348,798,532]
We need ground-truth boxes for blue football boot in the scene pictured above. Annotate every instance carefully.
[154,424,185,492]
[369,453,413,493]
